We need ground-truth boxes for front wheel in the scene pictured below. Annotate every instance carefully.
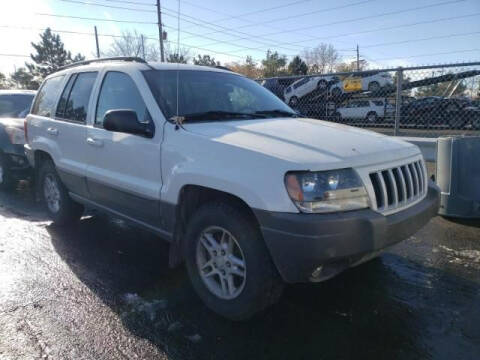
[184,202,283,320]
[39,159,84,225]
[368,81,380,92]
[288,96,298,108]
[366,112,378,123]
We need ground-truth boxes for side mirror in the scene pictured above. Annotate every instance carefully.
[103,109,153,138]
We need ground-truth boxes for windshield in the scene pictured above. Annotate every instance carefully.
[143,70,295,122]
[0,94,35,118]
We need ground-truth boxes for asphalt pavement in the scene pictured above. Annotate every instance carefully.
[0,183,479,360]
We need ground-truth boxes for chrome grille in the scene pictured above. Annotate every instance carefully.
[369,160,427,213]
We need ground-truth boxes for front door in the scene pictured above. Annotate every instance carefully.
[84,71,163,228]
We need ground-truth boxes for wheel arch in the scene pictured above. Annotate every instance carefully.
[168,184,261,268]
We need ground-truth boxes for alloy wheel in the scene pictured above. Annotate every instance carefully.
[196,226,246,300]
[44,174,61,213]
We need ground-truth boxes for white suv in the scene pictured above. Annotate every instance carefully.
[336,99,395,122]
[283,75,338,106]
[25,58,439,320]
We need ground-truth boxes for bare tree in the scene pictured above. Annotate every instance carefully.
[225,56,262,78]
[336,59,368,72]
[105,30,160,61]
[301,43,340,74]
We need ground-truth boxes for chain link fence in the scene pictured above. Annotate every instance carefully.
[259,62,480,138]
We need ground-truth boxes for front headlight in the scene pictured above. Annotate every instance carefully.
[285,168,369,213]
[5,126,26,145]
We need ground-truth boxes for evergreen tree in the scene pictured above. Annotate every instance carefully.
[167,53,188,64]
[0,72,9,89]
[261,50,287,78]
[25,28,85,87]
[288,56,308,75]
[10,68,36,89]
[193,54,220,67]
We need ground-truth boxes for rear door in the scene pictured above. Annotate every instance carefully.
[84,70,162,228]
[52,71,98,197]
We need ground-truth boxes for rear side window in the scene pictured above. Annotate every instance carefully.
[95,72,149,126]
[293,78,308,89]
[357,101,370,107]
[56,72,97,123]
[373,100,384,106]
[31,75,65,117]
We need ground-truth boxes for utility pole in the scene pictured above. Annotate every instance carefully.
[141,34,146,60]
[94,26,100,58]
[356,44,360,72]
[156,0,165,62]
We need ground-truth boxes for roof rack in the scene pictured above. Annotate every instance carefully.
[215,65,233,72]
[57,57,147,71]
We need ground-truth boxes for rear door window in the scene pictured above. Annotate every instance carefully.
[373,100,384,106]
[31,75,65,117]
[58,72,98,123]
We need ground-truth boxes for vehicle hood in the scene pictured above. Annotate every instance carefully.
[184,117,420,170]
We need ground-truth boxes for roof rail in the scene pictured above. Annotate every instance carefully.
[215,65,233,72]
[57,57,147,71]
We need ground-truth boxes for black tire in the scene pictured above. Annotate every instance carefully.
[333,112,342,123]
[366,111,378,123]
[39,159,84,226]
[184,201,284,321]
[331,87,342,99]
[368,81,380,92]
[0,153,15,191]
[317,79,328,90]
[288,96,298,108]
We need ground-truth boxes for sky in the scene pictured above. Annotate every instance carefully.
[0,0,479,75]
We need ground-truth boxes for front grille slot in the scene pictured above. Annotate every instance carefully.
[370,160,427,213]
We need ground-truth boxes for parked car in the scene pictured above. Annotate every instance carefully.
[0,90,36,189]
[400,96,476,128]
[25,58,439,320]
[261,77,296,100]
[284,75,339,106]
[335,99,395,123]
[331,71,394,97]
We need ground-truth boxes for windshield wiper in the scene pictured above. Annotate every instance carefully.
[254,109,298,118]
[179,111,266,122]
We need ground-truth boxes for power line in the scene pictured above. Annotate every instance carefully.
[177,0,353,46]
[0,24,255,61]
[183,0,377,42]
[230,12,480,55]
[201,0,466,49]
[362,31,480,49]
[0,53,30,58]
[367,49,480,62]
[58,0,154,13]
[33,11,311,55]
[35,13,157,25]
[160,8,317,53]
[92,0,154,6]
[55,0,321,53]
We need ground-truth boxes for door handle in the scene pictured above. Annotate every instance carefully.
[86,137,104,147]
[46,127,58,136]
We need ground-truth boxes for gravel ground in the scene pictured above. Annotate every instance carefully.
[0,184,479,360]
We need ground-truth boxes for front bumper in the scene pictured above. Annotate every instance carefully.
[254,182,440,283]
[3,144,32,180]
